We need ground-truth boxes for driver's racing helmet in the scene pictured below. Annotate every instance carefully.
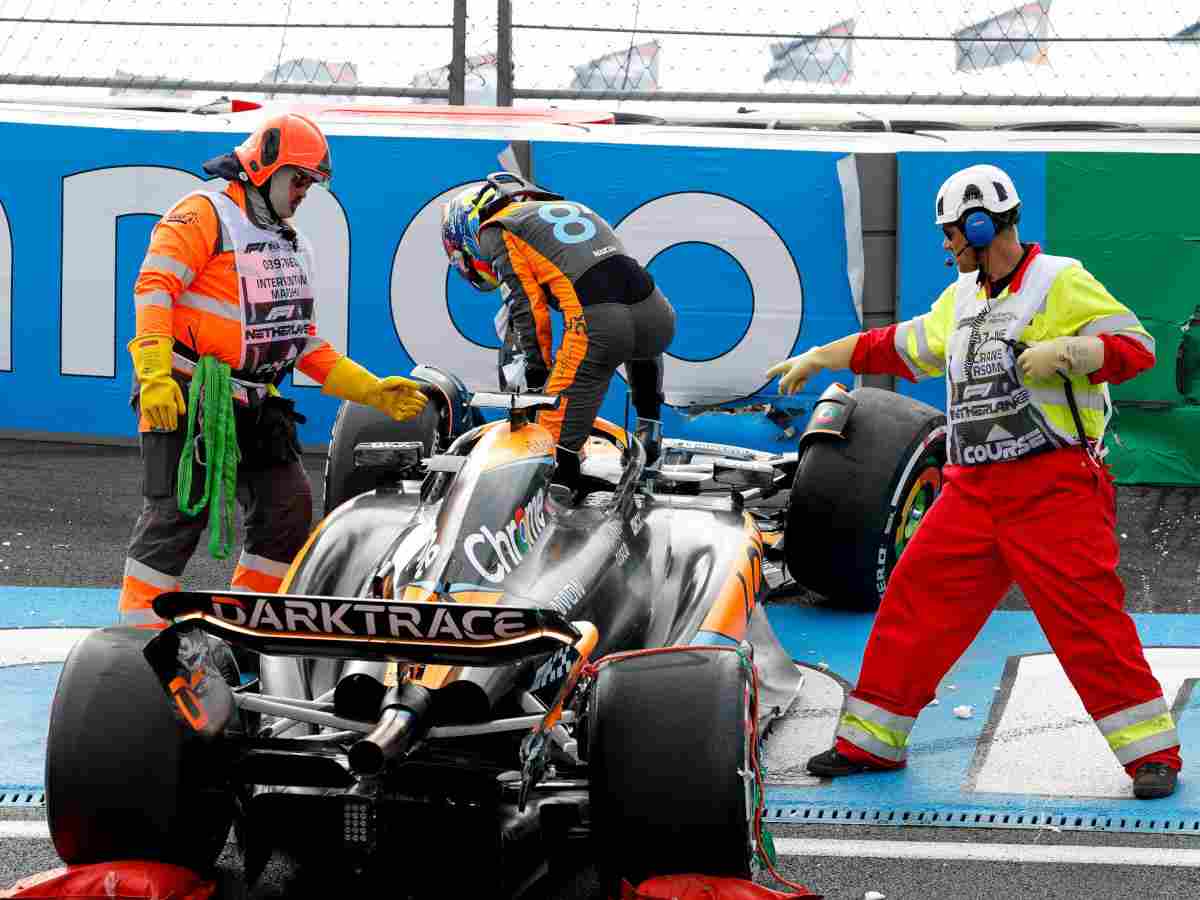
[934,164,1020,248]
[442,172,565,292]
[442,183,502,292]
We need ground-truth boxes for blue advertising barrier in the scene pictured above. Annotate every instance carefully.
[0,118,859,450]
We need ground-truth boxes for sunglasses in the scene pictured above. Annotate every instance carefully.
[291,169,324,190]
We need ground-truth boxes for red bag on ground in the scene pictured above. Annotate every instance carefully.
[622,874,821,899]
[0,862,215,899]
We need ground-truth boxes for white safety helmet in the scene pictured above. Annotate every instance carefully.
[934,165,1021,248]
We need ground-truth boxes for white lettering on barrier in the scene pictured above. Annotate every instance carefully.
[62,167,202,376]
[391,188,806,405]
[613,192,803,405]
[58,175,802,404]
[59,167,349,382]
[391,183,500,390]
[970,647,1197,798]
[0,199,10,372]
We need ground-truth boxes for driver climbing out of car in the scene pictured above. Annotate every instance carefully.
[765,164,1181,800]
[119,113,427,628]
[441,173,676,499]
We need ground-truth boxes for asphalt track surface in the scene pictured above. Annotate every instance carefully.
[2,438,1200,899]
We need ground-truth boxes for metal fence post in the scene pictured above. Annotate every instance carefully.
[497,0,513,107]
[449,0,467,105]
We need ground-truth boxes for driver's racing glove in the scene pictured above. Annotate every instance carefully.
[128,334,187,432]
[322,357,428,422]
[500,356,549,393]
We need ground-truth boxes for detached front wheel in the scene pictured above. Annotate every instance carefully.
[785,387,946,609]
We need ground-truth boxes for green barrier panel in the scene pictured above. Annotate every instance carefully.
[1047,154,1200,323]
[1108,317,1185,405]
[1105,405,1200,486]
[1050,153,1200,484]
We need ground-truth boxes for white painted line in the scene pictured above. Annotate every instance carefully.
[773,838,1200,868]
[0,820,49,840]
[0,628,92,667]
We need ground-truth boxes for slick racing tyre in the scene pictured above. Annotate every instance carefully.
[45,626,232,869]
[785,387,946,610]
[588,649,753,892]
[322,398,440,515]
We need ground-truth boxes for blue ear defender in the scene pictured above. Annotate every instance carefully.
[962,209,996,248]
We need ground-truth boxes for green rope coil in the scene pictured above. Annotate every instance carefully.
[176,356,240,560]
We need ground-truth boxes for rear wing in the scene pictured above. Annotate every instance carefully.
[152,590,581,666]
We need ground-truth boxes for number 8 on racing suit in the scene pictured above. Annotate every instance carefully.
[442,173,676,496]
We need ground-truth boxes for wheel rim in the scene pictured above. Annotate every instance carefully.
[894,463,943,557]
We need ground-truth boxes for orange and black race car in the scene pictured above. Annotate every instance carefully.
[43,366,945,897]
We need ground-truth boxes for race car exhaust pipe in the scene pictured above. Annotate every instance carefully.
[333,669,387,722]
[348,683,432,776]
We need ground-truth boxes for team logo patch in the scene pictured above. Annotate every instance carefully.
[464,489,550,584]
[204,593,537,642]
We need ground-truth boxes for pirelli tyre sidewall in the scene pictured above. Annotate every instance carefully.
[45,626,232,868]
[587,649,753,891]
[322,398,440,516]
[785,387,947,610]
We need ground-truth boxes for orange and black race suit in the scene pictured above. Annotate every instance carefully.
[120,181,339,625]
[478,199,675,455]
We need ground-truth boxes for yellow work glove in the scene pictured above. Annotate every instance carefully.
[322,357,428,422]
[128,334,186,431]
[1018,336,1105,381]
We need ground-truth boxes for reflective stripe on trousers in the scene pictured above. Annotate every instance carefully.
[232,550,291,594]
[1096,698,1181,766]
[842,447,1181,774]
[835,696,914,763]
[118,556,177,628]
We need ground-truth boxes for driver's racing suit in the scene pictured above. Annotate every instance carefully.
[836,243,1181,779]
[478,200,675,480]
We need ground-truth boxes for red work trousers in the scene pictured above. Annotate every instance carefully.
[839,447,1181,776]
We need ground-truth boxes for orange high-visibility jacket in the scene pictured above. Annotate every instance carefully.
[133,181,342,388]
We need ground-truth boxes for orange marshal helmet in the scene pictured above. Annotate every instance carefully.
[234,113,332,187]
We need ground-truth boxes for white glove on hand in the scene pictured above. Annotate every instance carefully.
[766,350,825,395]
[1018,336,1105,381]
[502,356,528,392]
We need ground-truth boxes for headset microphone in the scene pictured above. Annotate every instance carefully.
[945,245,970,267]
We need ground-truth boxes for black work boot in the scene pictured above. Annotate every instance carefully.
[552,445,581,488]
[807,747,887,778]
[1133,763,1178,800]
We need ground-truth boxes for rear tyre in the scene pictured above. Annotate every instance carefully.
[322,399,440,515]
[588,649,753,891]
[45,626,232,869]
[785,387,946,609]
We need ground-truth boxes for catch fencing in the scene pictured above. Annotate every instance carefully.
[0,1,1198,107]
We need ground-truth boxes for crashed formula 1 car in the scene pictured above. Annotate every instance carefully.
[44,367,945,897]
